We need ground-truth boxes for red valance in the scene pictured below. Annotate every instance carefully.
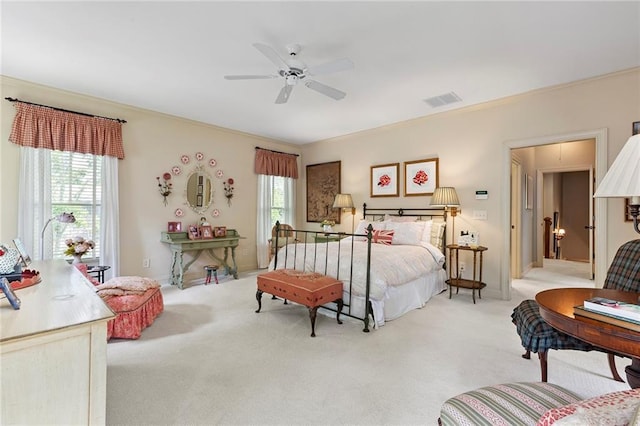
[9,102,125,159]
[255,148,298,178]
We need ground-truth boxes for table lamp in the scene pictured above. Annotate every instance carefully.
[593,134,640,234]
[40,212,76,259]
[430,187,461,244]
[333,193,356,233]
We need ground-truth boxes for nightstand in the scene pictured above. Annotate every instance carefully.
[445,244,487,303]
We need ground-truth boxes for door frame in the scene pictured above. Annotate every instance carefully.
[511,158,522,279]
[535,164,593,273]
[501,128,607,300]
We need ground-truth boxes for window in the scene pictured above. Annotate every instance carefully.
[270,176,288,224]
[257,174,295,268]
[50,151,102,260]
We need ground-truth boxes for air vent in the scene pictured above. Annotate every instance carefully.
[424,92,462,108]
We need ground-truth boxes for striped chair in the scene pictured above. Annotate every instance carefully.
[511,239,640,382]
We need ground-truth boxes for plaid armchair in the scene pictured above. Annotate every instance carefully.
[511,239,640,382]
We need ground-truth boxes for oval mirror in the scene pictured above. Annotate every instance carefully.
[185,168,213,215]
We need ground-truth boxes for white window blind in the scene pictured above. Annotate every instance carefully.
[50,151,102,259]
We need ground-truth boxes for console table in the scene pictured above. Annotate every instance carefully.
[161,230,243,289]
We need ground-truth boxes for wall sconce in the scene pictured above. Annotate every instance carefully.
[553,228,566,240]
[593,134,640,234]
[40,212,76,260]
[333,193,355,233]
[430,187,461,243]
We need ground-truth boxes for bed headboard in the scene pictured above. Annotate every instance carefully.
[361,203,448,252]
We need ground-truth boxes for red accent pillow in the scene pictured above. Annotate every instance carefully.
[372,229,394,245]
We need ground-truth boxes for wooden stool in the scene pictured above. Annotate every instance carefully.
[204,265,219,284]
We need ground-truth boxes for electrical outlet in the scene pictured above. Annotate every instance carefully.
[459,262,466,273]
[143,258,150,268]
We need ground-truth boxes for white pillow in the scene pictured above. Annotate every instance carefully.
[430,221,446,251]
[385,221,426,245]
[420,220,433,243]
[384,214,417,222]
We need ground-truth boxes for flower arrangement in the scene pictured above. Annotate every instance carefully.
[224,178,234,206]
[156,172,173,206]
[321,219,335,231]
[64,236,94,260]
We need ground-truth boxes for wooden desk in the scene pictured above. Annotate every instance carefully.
[1,260,115,424]
[161,230,243,289]
[536,288,640,388]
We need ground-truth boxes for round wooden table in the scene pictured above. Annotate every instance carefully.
[536,287,640,388]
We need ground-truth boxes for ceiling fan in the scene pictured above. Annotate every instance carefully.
[224,43,354,104]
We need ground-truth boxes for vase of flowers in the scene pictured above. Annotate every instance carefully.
[321,219,335,233]
[64,236,94,264]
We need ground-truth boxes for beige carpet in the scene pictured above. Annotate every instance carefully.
[105,260,631,425]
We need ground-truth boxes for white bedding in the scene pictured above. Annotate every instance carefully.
[271,239,445,301]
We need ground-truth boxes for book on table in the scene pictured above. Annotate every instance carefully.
[574,305,640,333]
[583,297,640,322]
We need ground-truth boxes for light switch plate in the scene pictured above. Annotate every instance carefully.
[473,210,488,220]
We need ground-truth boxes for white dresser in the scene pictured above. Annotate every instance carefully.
[1,260,115,425]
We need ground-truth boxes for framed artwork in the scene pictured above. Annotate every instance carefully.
[633,121,640,136]
[403,158,439,196]
[0,277,21,310]
[200,225,213,239]
[167,221,182,232]
[306,161,341,223]
[188,225,201,240]
[214,226,227,238]
[370,163,399,197]
[525,174,533,210]
[12,238,31,266]
[625,198,633,222]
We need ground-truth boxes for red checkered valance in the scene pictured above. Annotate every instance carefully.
[255,148,298,178]
[8,102,125,159]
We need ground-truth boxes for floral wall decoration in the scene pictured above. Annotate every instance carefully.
[156,172,173,206]
[224,178,234,206]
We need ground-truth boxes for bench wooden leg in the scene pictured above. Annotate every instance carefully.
[255,290,263,313]
[336,298,343,325]
[309,306,318,337]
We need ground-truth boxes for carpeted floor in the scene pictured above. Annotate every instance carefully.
[105,259,631,425]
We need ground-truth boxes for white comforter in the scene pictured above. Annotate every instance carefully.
[271,240,445,300]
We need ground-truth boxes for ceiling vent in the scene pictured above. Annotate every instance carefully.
[424,92,462,108]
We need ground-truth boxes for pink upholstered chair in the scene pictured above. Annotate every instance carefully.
[75,264,164,339]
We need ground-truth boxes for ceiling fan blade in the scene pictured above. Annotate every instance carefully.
[253,43,289,71]
[224,75,278,80]
[275,85,293,104]
[305,80,346,100]
[307,58,354,76]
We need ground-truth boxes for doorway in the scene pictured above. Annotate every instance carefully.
[501,129,608,300]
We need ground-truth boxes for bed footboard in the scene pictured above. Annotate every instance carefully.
[271,221,374,332]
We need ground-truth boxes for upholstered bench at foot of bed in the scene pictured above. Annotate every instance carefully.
[438,382,583,426]
[256,269,343,337]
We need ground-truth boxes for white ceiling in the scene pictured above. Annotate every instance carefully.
[2,2,639,145]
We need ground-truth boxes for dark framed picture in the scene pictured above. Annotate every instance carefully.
[633,121,640,136]
[370,163,399,197]
[200,225,213,239]
[167,221,182,232]
[214,226,227,238]
[0,277,21,310]
[404,157,439,196]
[188,225,201,240]
[306,160,341,223]
[12,238,31,266]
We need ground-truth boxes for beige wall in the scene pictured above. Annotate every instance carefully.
[0,76,301,283]
[2,69,639,296]
[299,68,640,298]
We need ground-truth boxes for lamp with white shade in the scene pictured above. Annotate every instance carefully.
[333,193,356,233]
[430,187,461,243]
[593,134,640,234]
[40,212,76,260]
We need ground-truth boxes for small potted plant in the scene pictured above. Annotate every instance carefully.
[321,219,335,233]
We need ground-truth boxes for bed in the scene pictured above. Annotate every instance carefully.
[270,205,448,330]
